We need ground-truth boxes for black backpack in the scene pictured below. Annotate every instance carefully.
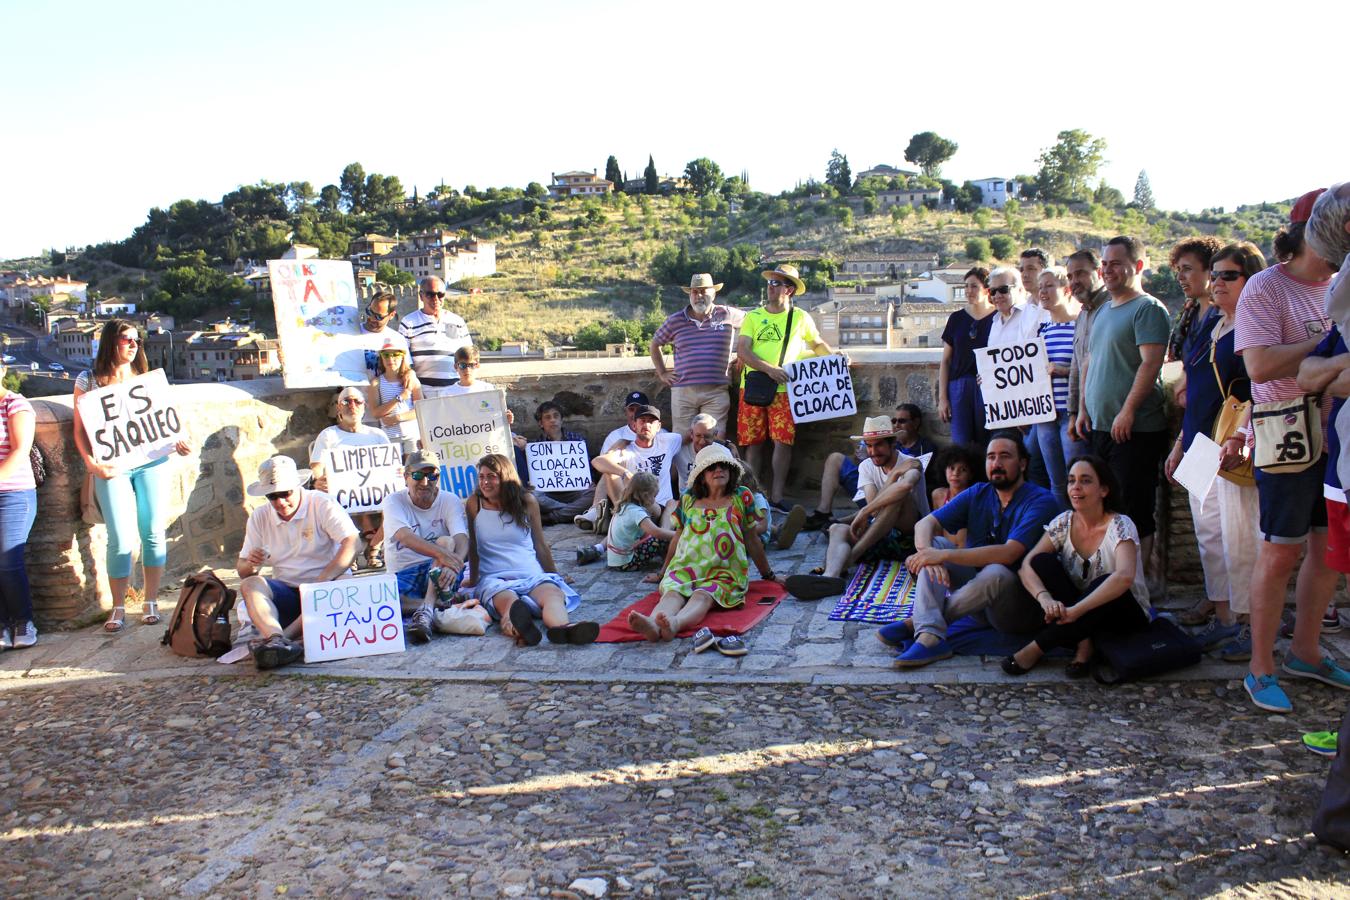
[162,571,237,658]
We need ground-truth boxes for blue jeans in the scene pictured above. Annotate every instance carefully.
[93,456,170,579]
[948,375,986,449]
[1033,411,1071,508]
[1061,413,1090,467]
[0,489,37,623]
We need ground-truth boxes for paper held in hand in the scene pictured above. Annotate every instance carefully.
[784,354,857,424]
[75,369,184,475]
[975,338,1057,429]
[1174,433,1222,508]
[526,441,592,493]
[301,574,404,663]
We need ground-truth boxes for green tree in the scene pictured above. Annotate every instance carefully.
[286,181,316,211]
[1144,266,1182,300]
[605,155,622,190]
[644,155,659,194]
[318,184,342,214]
[684,157,724,196]
[1035,129,1107,202]
[1094,181,1126,208]
[1134,169,1155,209]
[825,149,852,193]
[965,237,991,262]
[989,234,1016,259]
[376,262,415,286]
[340,162,367,212]
[525,181,547,198]
[904,132,959,178]
[363,173,405,211]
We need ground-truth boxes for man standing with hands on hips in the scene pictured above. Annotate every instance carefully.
[651,273,745,436]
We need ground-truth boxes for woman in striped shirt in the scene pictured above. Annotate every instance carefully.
[1034,267,1081,508]
[0,365,38,649]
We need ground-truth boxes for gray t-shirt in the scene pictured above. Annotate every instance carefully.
[1084,293,1171,433]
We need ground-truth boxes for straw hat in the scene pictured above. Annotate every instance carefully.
[849,415,900,441]
[686,443,744,490]
[680,273,724,294]
[247,455,311,497]
[761,264,806,295]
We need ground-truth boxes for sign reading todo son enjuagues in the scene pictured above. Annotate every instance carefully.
[975,338,1057,429]
[784,353,857,424]
[301,574,404,663]
[75,369,184,474]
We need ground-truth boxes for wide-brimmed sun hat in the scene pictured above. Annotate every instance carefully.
[247,455,311,497]
[681,273,724,294]
[849,415,900,442]
[686,443,744,490]
[761,263,806,295]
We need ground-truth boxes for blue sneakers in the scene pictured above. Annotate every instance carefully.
[893,638,952,669]
[1244,673,1293,712]
[1194,619,1242,652]
[1217,625,1252,662]
[1282,655,1350,690]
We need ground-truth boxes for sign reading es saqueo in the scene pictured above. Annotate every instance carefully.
[75,369,184,474]
[975,338,1057,429]
[416,390,513,499]
[323,444,404,513]
[301,574,404,663]
[268,259,368,389]
[526,441,592,493]
[785,354,857,424]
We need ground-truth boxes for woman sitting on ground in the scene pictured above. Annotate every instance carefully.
[629,444,777,647]
[1004,455,1150,678]
[464,453,598,646]
[929,442,982,549]
[577,472,676,582]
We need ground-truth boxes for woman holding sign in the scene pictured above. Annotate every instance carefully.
[72,319,191,632]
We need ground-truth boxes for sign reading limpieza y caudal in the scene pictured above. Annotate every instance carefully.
[301,574,404,663]
[975,338,1057,429]
[75,369,184,475]
[785,354,857,424]
[268,259,366,389]
[416,390,513,499]
[323,444,404,513]
[526,441,592,493]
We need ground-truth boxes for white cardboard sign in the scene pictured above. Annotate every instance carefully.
[268,259,367,389]
[415,390,514,499]
[323,444,404,513]
[301,574,404,662]
[75,369,184,475]
[526,440,592,493]
[975,338,1057,429]
[785,354,857,424]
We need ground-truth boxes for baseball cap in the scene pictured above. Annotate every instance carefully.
[633,404,662,421]
[1291,188,1327,225]
[404,449,441,472]
[624,391,649,408]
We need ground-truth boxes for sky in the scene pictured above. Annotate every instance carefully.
[3,0,1343,260]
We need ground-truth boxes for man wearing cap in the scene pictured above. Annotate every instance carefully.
[651,273,746,435]
[381,450,484,643]
[398,276,472,399]
[737,263,840,512]
[310,386,393,569]
[593,404,684,527]
[785,416,928,599]
[574,390,649,532]
[237,456,360,670]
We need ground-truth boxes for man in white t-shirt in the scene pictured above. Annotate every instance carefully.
[310,385,393,569]
[398,276,472,398]
[673,413,717,495]
[237,456,359,669]
[381,450,483,643]
[593,405,683,527]
[574,389,647,532]
[785,416,927,599]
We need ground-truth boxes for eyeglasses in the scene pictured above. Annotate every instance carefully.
[421,290,445,299]
[456,361,480,370]
[118,336,139,346]
[340,398,365,406]
[365,307,395,320]
[1210,270,1244,282]
[266,490,293,502]
[409,470,437,481]
[379,350,404,357]
[989,285,1013,297]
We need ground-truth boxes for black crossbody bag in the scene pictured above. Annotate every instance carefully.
[743,306,794,407]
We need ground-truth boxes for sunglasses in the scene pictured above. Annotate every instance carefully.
[766,280,789,288]
[365,307,395,319]
[892,417,912,425]
[456,361,480,370]
[118,336,140,346]
[340,398,365,405]
[266,490,294,502]
[421,290,445,299]
[989,285,1014,297]
[408,470,437,481]
[1210,270,1244,282]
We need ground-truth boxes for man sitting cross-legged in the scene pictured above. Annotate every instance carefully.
[888,430,1060,668]
[785,416,929,600]
[591,405,683,529]
[381,449,489,644]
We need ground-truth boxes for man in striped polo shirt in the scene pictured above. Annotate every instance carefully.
[651,273,745,435]
[398,276,472,398]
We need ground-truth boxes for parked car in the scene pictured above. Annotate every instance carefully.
[1,354,15,363]
[48,362,65,372]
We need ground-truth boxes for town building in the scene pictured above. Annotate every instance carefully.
[839,253,941,281]
[548,170,614,198]
[9,275,89,307]
[876,187,942,209]
[55,322,100,366]
[893,300,952,348]
[347,234,399,270]
[620,174,689,194]
[855,164,918,183]
[973,177,1021,208]
[808,298,895,349]
[375,230,496,285]
[905,267,972,304]
[95,299,137,317]
[178,326,281,382]
[281,244,320,261]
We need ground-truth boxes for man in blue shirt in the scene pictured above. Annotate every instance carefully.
[891,431,1060,667]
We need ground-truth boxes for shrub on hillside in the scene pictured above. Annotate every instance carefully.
[966,237,991,262]
[989,235,1016,259]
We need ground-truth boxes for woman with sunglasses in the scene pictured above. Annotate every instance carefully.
[368,337,422,459]
[939,267,995,448]
[72,319,192,632]
[1163,242,1264,660]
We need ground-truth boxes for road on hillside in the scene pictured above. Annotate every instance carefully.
[0,322,76,377]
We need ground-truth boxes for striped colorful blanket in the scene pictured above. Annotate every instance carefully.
[828,559,916,623]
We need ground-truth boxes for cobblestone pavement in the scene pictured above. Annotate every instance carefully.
[2,676,1348,898]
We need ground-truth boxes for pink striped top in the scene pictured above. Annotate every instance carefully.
[0,391,36,491]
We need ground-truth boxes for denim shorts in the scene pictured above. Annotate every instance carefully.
[1255,456,1329,543]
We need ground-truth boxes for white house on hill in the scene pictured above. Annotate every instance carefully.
[973,177,1021,208]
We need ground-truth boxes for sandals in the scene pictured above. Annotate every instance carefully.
[142,601,161,626]
[1177,601,1215,627]
[545,622,600,645]
[104,607,126,633]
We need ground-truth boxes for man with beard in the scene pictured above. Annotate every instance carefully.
[651,273,745,435]
[1065,249,1111,459]
[784,416,928,600]
[592,405,683,528]
[891,431,1059,668]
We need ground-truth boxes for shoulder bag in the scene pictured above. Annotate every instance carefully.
[743,307,794,407]
[1208,339,1254,486]
[1251,394,1323,474]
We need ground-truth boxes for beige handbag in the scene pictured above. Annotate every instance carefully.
[1208,342,1253,487]
[1251,395,1323,475]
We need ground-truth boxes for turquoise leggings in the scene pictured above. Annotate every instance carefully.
[93,457,170,579]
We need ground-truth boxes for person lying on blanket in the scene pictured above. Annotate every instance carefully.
[629,444,779,652]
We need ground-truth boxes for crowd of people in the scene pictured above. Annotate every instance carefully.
[4,191,1350,742]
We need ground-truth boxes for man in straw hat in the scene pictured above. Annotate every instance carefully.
[785,415,927,600]
[737,263,840,513]
[651,273,746,436]
[237,455,359,670]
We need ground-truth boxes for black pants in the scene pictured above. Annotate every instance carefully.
[1088,429,1168,539]
[1029,552,1149,652]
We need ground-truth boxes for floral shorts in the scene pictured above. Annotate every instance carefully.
[737,390,795,446]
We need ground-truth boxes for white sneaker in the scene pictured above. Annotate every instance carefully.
[574,506,599,532]
[11,621,37,649]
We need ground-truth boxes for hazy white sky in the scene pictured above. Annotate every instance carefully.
[4,0,1342,259]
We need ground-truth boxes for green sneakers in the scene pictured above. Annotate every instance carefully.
[1303,731,1339,757]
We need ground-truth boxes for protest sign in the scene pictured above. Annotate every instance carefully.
[323,443,404,513]
[75,369,184,475]
[784,354,857,424]
[268,259,371,389]
[301,574,404,663]
[416,390,513,498]
[526,440,592,493]
[974,338,1057,429]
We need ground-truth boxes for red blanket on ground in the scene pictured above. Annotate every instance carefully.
[595,580,787,643]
